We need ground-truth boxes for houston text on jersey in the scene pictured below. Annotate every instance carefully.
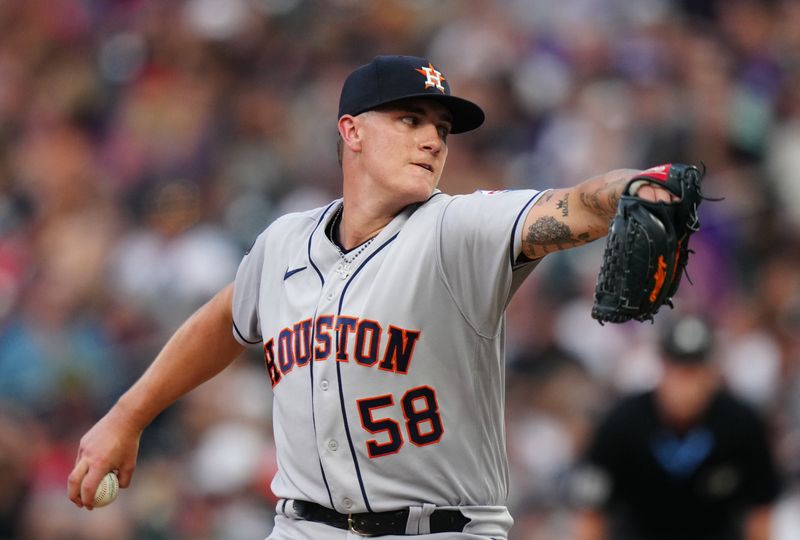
[263,315,422,387]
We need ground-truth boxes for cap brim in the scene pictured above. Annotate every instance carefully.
[359,93,485,134]
[427,94,485,134]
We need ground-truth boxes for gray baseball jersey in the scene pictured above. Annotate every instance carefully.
[232,188,545,538]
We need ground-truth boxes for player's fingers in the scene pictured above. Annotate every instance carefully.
[117,465,134,489]
[638,185,658,202]
[640,185,678,203]
[657,187,676,203]
[67,459,89,508]
[658,186,680,203]
[651,187,668,203]
[79,466,108,510]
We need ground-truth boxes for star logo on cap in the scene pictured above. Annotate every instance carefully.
[415,63,446,93]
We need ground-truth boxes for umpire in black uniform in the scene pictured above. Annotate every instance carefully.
[572,314,781,540]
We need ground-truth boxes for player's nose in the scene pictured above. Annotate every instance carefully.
[419,124,443,155]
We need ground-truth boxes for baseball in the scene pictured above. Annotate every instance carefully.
[93,472,119,507]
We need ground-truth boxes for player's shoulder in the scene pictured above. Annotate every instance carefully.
[262,201,338,236]
[243,201,337,256]
[443,187,543,209]
[435,188,543,230]
[454,188,539,198]
[275,202,336,226]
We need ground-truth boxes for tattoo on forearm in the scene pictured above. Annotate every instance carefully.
[579,175,628,219]
[556,194,569,217]
[524,216,598,257]
[608,190,620,210]
[526,216,580,247]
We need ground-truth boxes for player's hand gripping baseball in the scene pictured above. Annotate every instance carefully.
[67,407,142,509]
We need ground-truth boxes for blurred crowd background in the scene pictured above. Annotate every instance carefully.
[0,0,799,538]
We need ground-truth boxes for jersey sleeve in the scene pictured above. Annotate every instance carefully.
[437,189,544,336]
[231,232,267,345]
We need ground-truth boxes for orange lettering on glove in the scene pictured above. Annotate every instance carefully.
[649,256,667,303]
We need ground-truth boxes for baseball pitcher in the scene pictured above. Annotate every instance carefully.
[68,55,706,539]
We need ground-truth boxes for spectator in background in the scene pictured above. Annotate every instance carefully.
[572,314,781,540]
[107,181,242,332]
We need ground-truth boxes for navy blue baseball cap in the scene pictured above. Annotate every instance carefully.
[338,55,485,134]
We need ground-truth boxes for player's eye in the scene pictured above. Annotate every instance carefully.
[437,125,450,142]
[401,115,419,126]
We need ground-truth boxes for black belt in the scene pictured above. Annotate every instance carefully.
[292,500,470,536]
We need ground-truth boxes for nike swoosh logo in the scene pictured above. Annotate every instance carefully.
[283,266,307,280]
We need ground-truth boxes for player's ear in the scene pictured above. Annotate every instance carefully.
[338,115,363,153]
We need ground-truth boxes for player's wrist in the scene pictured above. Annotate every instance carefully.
[112,393,155,434]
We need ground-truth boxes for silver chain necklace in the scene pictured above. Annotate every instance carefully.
[329,206,375,280]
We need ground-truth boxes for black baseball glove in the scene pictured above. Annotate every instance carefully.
[591,163,710,324]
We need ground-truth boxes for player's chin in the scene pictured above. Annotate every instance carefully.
[402,180,437,204]
[404,169,439,196]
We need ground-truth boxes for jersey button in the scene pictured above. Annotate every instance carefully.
[327,439,338,451]
[320,380,329,391]
[326,292,334,300]
[342,498,353,509]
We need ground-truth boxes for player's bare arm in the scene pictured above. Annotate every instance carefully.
[521,169,637,259]
[67,282,244,509]
[521,169,677,259]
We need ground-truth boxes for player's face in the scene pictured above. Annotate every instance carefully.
[358,99,452,203]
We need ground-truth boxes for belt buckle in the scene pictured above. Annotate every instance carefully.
[347,514,374,537]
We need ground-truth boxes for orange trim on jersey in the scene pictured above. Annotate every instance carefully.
[263,338,281,388]
[314,314,334,361]
[335,316,358,362]
[357,394,404,458]
[378,325,422,374]
[277,327,295,375]
[293,318,314,366]
[354,319,383,366]
[401,385,444,447]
